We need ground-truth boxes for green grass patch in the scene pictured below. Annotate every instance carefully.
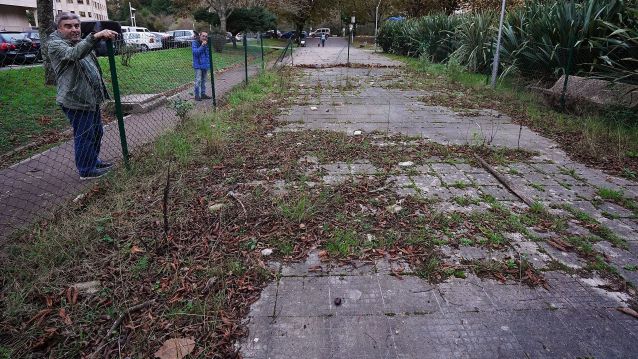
[0,45,277,157]
[326,228,359,257]
[384,53,638,177]
[597,187,624,201]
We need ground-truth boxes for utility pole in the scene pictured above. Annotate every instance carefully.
[490,0,506,88]
[374,0,381,53]
[129,2,136,27]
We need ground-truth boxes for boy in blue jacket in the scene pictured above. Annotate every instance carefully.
[192,32,211,101]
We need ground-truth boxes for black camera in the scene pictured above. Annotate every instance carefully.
[80,20,122,56]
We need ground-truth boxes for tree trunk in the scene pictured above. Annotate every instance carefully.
[295,22,304,45]
[219,13,227,33]
[37,0,56,85]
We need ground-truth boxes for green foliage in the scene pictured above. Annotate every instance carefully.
[451,12,496,73]
[378,0,637,82]
[169,98,195,122]
[597,187,624,201]
[326,228,359,257]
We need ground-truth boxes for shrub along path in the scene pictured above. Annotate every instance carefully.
[2,38,638,358]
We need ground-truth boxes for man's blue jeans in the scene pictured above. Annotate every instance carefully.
[62,105,103,176]
[194,69,208,99]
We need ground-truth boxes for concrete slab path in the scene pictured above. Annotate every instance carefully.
[239,37,638,358]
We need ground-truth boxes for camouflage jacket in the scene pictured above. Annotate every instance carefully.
[47,31,110,111]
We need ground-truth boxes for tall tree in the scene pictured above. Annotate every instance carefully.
[271,0,335,41]
[37,0,55,85]
[201,0,266,32]
[391,0,459,16]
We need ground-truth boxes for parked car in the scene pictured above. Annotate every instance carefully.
[262,30,281,38]
[121,26,151,33]
[235,32,259,41]
[167,30,196,47]
[151,31,174,49]
[0,32,38,66]
[280,31,307,39]
[310,28,330,38]
[122,32,162,51]
[22,30,42,61]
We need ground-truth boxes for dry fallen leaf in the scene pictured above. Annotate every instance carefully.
[617,307,638,319]
[58,308,72,325]
[154,337,196,359]
[131,245,146,254]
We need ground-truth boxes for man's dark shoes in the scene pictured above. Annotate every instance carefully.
[201,94,212,99]
[80,167,110,180]
[96,161,113,170]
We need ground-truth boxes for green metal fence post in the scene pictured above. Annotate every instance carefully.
[347,31,351,66]
[207,36,217,109]
[106,39,130,170]
[560,46,575,110]
[260,33,265,72]
[244,34,248,85]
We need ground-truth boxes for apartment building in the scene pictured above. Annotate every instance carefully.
[53,0,109,21]
[0,0,36,31]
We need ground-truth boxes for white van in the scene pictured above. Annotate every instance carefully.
[122,31,162,51]
[121,26,151,33]
[310,28,331,38]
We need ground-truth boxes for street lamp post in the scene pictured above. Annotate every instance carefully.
[490,0,507,88]
[347,16,355,66]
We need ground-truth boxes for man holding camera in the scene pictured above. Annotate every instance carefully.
[48,12,118,180]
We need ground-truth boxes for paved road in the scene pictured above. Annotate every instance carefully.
[239,37,638,358]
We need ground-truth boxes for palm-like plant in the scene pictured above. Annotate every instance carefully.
[451,12,496,73]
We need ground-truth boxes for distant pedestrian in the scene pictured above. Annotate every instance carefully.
[192,31,211,101]
[48,12,117,180]
[320,33,326,47]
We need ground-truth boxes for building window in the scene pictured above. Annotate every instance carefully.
[87,0,90,4]
[70,10,75,13]
[67,0,73,3]
[88,12,92,17]
[78,0,83,3]
[57,10,62,13]
[79,11,86,17]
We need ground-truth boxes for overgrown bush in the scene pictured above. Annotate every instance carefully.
[451,12,496,73]
[378,0,638,82]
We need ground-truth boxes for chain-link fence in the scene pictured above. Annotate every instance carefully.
[0,30,288,239]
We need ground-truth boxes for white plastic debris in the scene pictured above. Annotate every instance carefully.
[73,281,101,294]
[253,337,260,343]
[386,204,403,214]
[310,106,318,111]
[208,203,226,212]
[353,130,363,136]
[261,248,273,256]
[265,133,273,138]
[398,161,414,167]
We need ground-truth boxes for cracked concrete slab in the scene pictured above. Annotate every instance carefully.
[239,38,638,359]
